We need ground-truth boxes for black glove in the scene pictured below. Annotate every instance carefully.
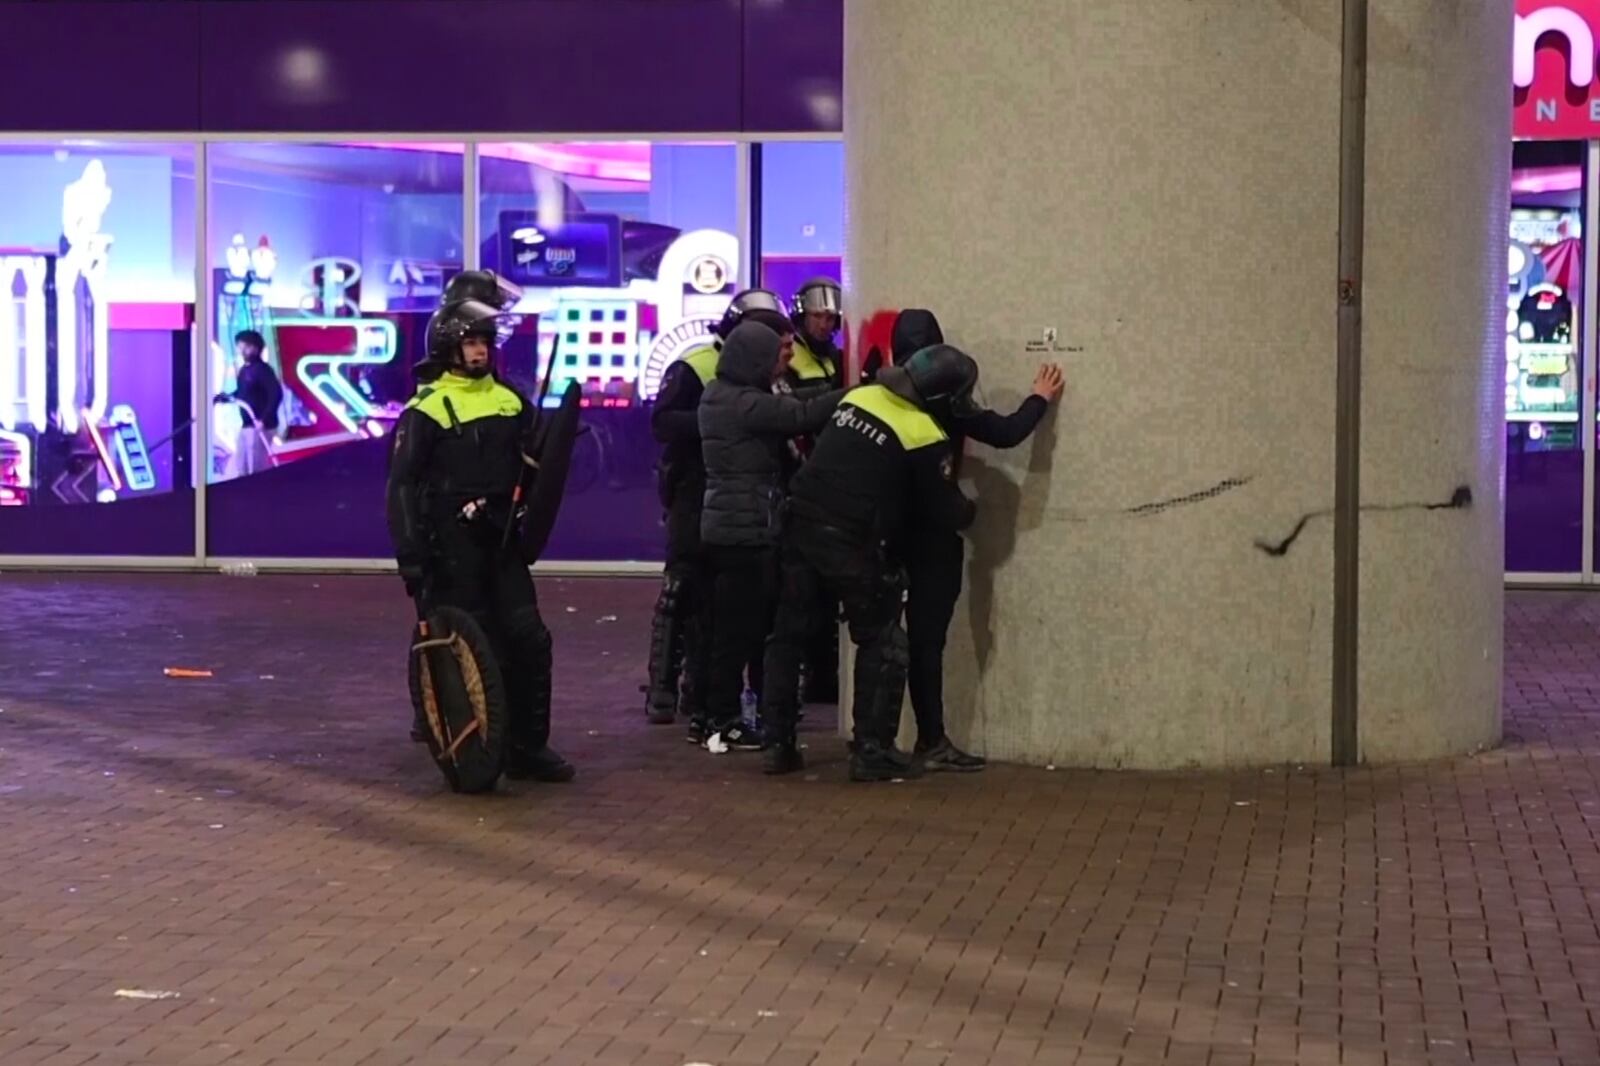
[399,563,430,605]
[861,347,883,384]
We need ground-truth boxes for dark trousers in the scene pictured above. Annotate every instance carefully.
[904,530,964,749]
[428,521,554,753]
[705,543,778,729]
[647,495,713,718]
[803,598,840,702]
[763,521,908,747]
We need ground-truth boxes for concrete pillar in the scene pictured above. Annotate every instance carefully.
[843,0,1508,767]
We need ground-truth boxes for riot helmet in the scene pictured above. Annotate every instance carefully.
[425,298,515,379]
[790,276,843,344]
[441,269,523,313]
[898,344,982,424]
[713,288,791,340]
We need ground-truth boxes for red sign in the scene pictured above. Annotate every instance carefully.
[1518,1,1600,139]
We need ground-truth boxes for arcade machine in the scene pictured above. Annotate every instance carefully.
[1507,207,1582,455]
[496,210,741,493]
[486,210,739,404]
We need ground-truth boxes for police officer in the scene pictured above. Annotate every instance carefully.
[386,285,574,783]
[782,277,847,705]
[644,290,791,733]
[785,277,846,396]
[762,345,980,782]
[890,310,1064,771]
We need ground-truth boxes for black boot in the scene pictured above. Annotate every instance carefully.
[762,730,804,775]
[644,683,678,725]
[848,741,923,783]
[644,575,688,725]
[916,736,986,773]
[504,746,575,783]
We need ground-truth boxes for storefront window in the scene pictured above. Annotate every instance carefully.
[479,141,740,562]
[1508,140,1586,573]
[758,140,844,327]
[204,142,464,558]
[0,141,197,556]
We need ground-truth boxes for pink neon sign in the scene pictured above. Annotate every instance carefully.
[341,141,658,183]
[1518,1,1600,139]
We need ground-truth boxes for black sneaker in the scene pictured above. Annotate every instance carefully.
[917,737,987,773]
[504,746,576,783]
[709,721,764,751]
[763,740,804,775]
[848,741,923,782]
[686,718,710,745]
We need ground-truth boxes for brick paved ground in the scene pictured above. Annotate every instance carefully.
[2,575,1600,1065]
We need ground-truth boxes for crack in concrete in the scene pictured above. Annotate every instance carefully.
[1254,484,1473,557]
[1123,477,1254,518]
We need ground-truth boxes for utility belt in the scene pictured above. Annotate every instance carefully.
[785,497,874,547]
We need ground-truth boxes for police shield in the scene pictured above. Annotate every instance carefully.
[518,380,583,563]
[408,606,509,793]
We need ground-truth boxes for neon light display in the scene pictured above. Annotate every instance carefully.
[109,404,154,491]
[537,300,640,404]
[284,319,397,434]
[637,229,738,402]
[1515,1,1600,138]
[55,161,113,433]
[0,428,31,502]
[80,410,122,492]
[0,255,47,431]
[1515,5,1594,89]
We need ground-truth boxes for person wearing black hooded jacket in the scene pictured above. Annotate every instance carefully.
[887,309,1064,771]
[644,290,793,731]
[698,320,846,748]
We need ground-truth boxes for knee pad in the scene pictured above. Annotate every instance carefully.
[881,623,910,672]
[506,606,553,660]
[656,566,701,616]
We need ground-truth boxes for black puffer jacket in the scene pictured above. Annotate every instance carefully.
[699,322,845,548]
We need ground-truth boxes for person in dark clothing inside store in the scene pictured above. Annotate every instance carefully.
[889,309,1064,771]
[644,289,793,735]
[385,291,574,784]
[761,344,981,781]
[698,319,845,750]
[214,330,283,479]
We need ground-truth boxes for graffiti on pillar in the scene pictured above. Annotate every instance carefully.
[850,308,902,384]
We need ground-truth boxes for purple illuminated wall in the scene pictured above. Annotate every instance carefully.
[0,1,843,135]
[204,409,663,562]
[0,1,836,561]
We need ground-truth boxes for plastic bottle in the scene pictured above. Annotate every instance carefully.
[219,561,258,577]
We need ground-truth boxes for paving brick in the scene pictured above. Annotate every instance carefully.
[3,576,1600,1064]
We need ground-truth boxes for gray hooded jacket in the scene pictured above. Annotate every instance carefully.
[699,322,845,548]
